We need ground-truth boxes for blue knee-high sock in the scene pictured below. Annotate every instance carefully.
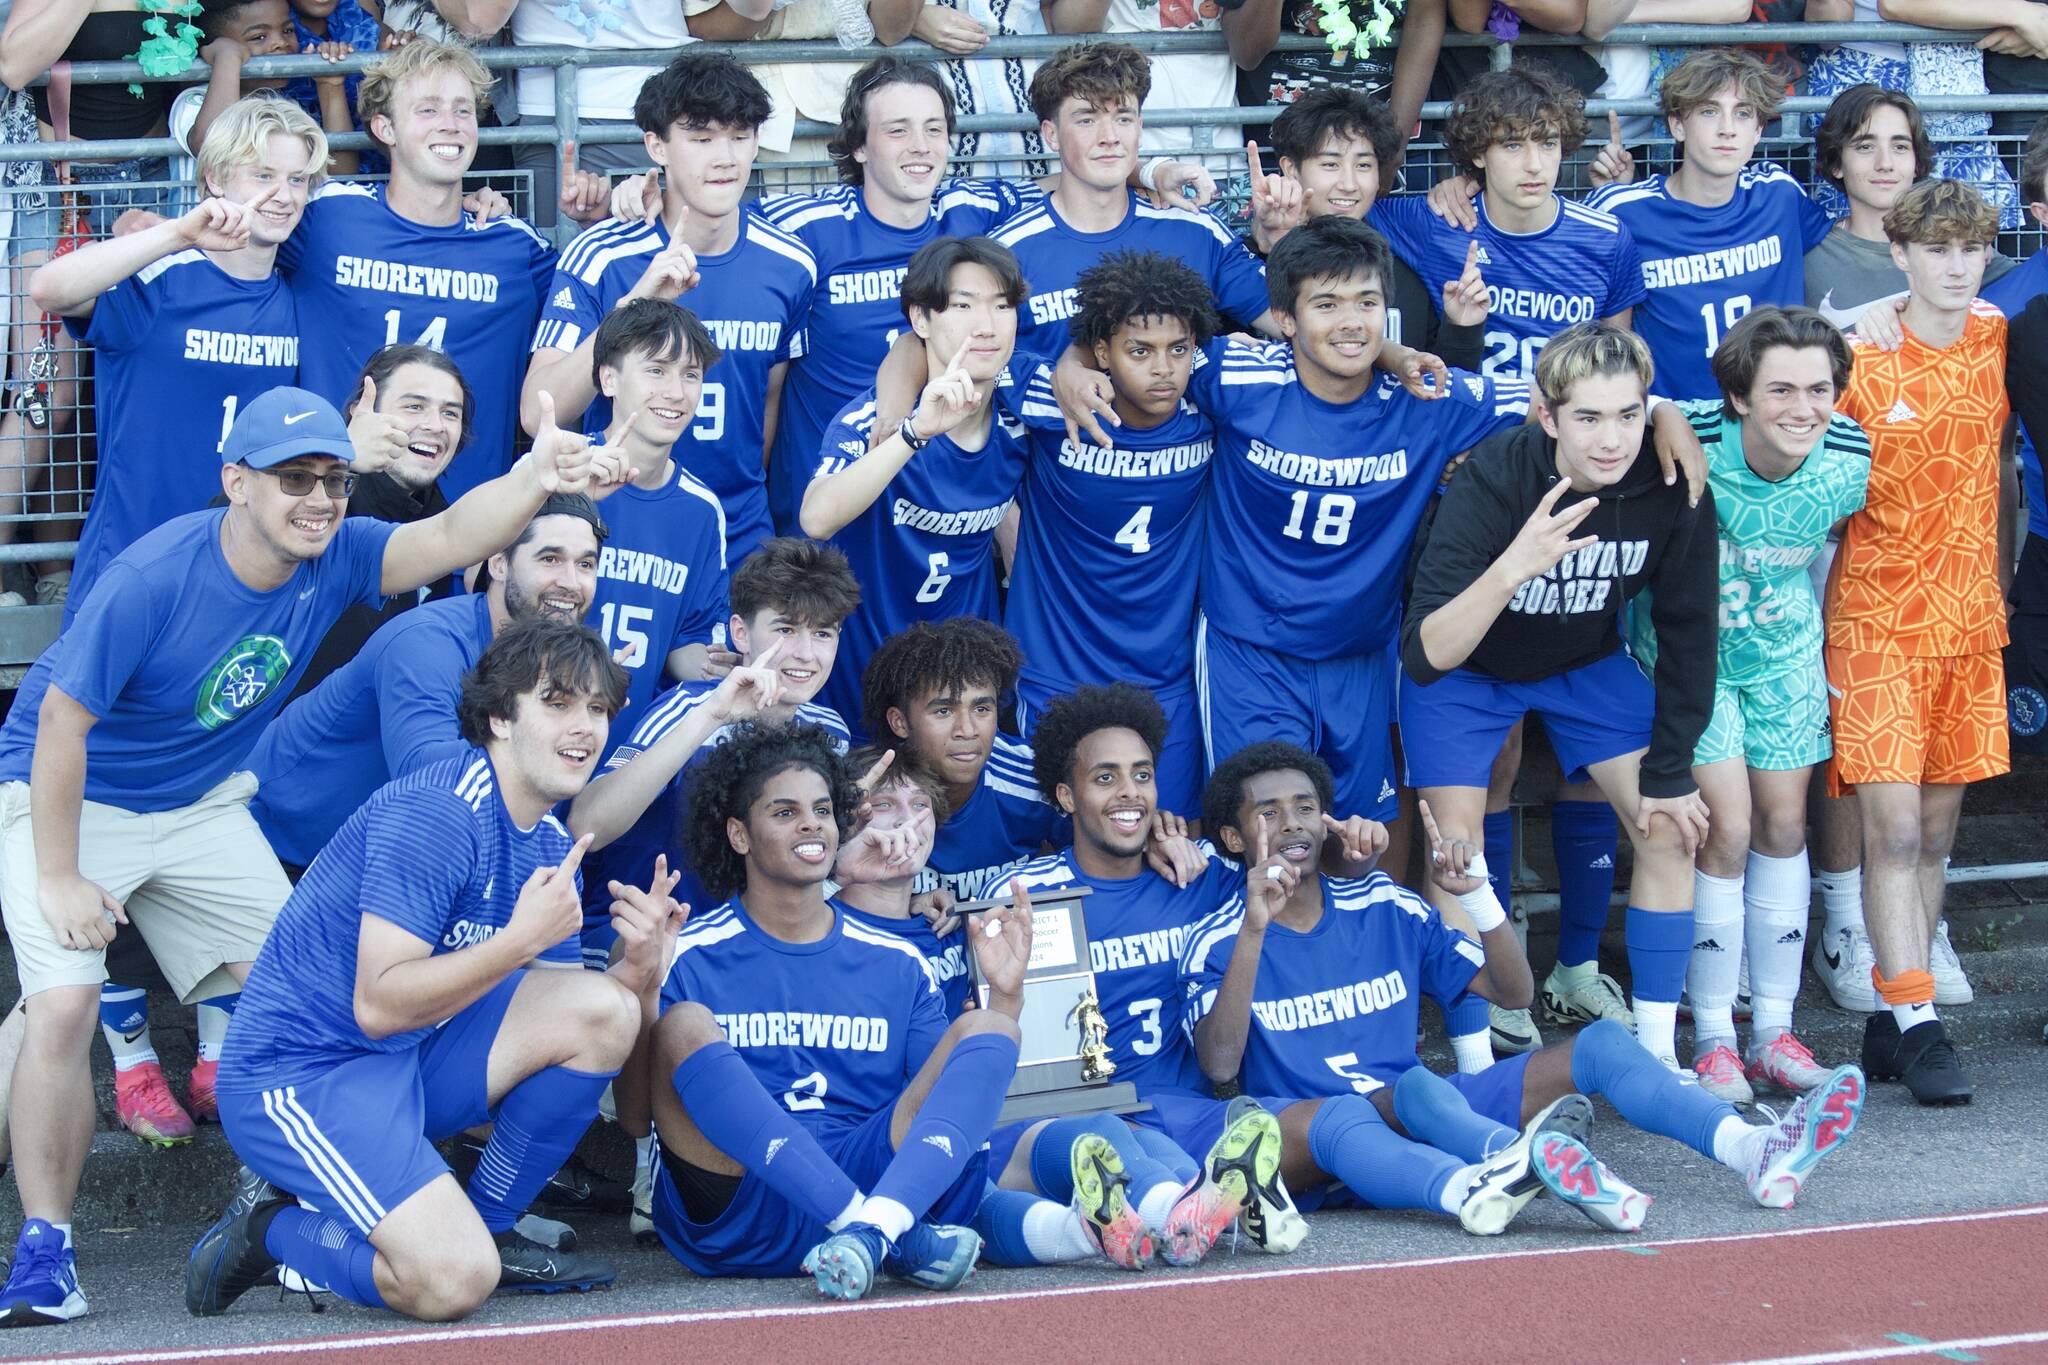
[98,984,148,1036]
[263,1207,387,1309]
[1127,1124,1200,1185]
[1391,1066,1518,1162]
[1625,906,1694,1003]
[1029,1115,1180,1202]
[973,1187,1049,1266]
[469,1064,616,1234]
[1570,1019,1736,1159]
[868,1032,1020,1220]
[672,1042,860,1226]
[1482,810,1514,913]
[1445,993,1491,1037]
[1553,801,1617,967]
[1305,1094,1463,1212]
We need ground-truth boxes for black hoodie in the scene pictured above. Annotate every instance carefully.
[1401,421,1718,799]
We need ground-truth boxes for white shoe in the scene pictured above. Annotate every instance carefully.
[631,1154,656,1246]
[1811,924,1878,1012]
[1488,1003,1543,1055]
[1929,921,1974,1006]
[1541,967,1635,1028]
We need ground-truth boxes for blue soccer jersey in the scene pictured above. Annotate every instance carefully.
[839,905,972,1017]
[278,182,555,499]
[1186,341,1531,660]
[659,897,949,1135]
[0,510,395,812]
[1586,165,1831,399]
[218,751,584,1094]
[810,387,1029,729]
[998,850,1229,1098]
[1983,251,2048,541]
[531,209,817,557]
[991,193,1271,359]
[922,733,1069,902]
[1179,871,1485,1099]
[588,464,731,749]
[1367,194,1645,379]
[759,179,1038,530]
[1001,361,1214,695]
[63,253,300,617]
[248,593,495,868]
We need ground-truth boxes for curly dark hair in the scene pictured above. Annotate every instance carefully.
[1268,87,1401,180]
[1071,251,1220,353]
[860,619,1025,746]
[684,722,860,900]
[1201,740,1336,844]
[633,49,773,136]
[1443,64,1590,182]
[1027,40,1151,126]
[731,537,861,630]
[1029,683,1168,803]
[456,617,626,746]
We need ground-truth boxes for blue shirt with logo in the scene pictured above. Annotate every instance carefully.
[840,904,971,1017]
[921,733,1069,903]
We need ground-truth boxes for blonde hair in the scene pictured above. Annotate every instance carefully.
[1883,177,2000,246]
[197,94,329,195]
[1658,47,1785,125]
[357,38,492,140]
[1534,322,1654,406]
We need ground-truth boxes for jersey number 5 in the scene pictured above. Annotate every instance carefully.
[1323,1052,1382,1096]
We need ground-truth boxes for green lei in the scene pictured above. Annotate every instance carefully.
[1311,0,1406,59]
[127,0,205,97]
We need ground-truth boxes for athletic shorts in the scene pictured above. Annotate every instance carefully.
[1695,661,1832,770]
[1017,676,1204,819]
[1398,652,1653,792]
[215,973,519,1235]
[1196,618,1397,822]
[1825,645,2009,794]
[0,772,290,1002]
[650,1102,989,1278]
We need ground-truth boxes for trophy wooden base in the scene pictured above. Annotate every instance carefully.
[997,1077,1151,1126]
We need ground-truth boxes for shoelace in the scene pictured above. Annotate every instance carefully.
[7,1239,66,1290]
[127,1069,181,1111]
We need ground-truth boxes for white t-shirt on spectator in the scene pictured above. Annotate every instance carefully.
[1105,0,1237,155]
[511,0,694,121]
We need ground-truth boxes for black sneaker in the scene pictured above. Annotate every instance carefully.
[1860,1011,1904,1081]
[533,1154,632,1216]
[186,1168,290,1316]
[493,1229,615,1295]
[1897,1020,1973,1106]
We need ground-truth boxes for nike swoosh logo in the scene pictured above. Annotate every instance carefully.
[1823,946,1843,970]
[282,411,317,425]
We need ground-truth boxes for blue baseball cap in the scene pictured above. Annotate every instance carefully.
[220,386,355,470]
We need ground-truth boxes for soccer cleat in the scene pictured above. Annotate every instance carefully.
[186,1059,219,1124]
[1737,1064,1865,1208]
[533,1153,632,1216]
[1896,1019,1973,1106]
[1746,1032,1834,1094]
[493,1229,615,1294]
[1541,969,1635,1029]
[1812,925,1879,1012]
[802,1226,886,1301]
[1068,1132,1152,1270]
[513,1214,576,1252]
[1530,1131,1652,1233]
[882,1222,982,1291]
[1526,1091,1595,1144]
[186,1170,290,1316]
[1160,1102,1275,1266]
[1225,1096,1308,1255]
[1861,1011,1904,1080]
[1930,921,1975,1006]
[115,1061,196,1147]
[1488,1003,1543,1055]
[630,1156,657,1247]
[1692,1045,1755,1105]
[0,1221,87,1327]
[1455,1124,1545,1236]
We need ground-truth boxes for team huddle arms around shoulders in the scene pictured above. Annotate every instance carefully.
[9,23,2043,1327]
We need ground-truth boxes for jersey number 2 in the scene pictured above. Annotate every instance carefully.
[783,1071,828,1112]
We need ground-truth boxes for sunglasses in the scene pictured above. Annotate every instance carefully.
[254,466,357,498]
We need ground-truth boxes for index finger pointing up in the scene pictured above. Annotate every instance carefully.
[1607,109,1622,144]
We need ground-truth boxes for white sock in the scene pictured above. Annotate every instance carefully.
[1709,1115,1758,1170]
[825,1192,867,1234]
[1891,1000,1937,1033]
[860,1194,915,1242]
[1438,1164,1480,1215]
[1817,868,1863,941]
[1136,1179,1182,1234]
[52,1223,73,1250]
[1450,1032,1495,1074]
[195,1002,233,1064]
[1635,999,1679,1062]
[1746,849,1808,1041]
[1688,870,1744,1051]
[635,1134,656,1176]
[1021,1199,1098,1263]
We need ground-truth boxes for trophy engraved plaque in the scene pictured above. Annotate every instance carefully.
[960,885,1147,1124]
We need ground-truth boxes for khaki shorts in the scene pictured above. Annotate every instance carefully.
[0,772,291,1002]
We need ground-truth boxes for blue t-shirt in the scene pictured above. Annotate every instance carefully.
[0,509,395,812]
[759,179,1037,530]
[589,463,731,752]
[248,593,494,867]
[990,192,1270,359]
[1367,193,1645,379]
[658,896,949,1135]
[1001,362,1214,695]
[840,904,971,1017]
[1187,341,1531,659]
[810,386,1028,729]
[922,733,1069,902]
[278,182,555,499]
[532,209,817,553]
[1982,251,2048,541]
[62,253,300,619]
[1586,164,1831,400]
[998,849,1229,1099]
[1179,871,1485,1099]
[218,750,584,1093]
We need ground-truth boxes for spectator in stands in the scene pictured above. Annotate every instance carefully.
[1102,0,1254,157]
[1581,0,1748,161]
[176,3,359,184]
[1869,0,2048,142]
[1435,0,1604,137]
[1230,0,1444,158]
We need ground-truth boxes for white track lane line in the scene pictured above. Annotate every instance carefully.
[1716,1330,2048,1364]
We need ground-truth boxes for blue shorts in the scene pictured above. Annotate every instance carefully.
[216,973,519,1235]
[651,1103,990,1278]
[1196,619,1398,823]
[1400,652,1653,791]
[1017,676,1205,819]
[1439,1052,1531,1129]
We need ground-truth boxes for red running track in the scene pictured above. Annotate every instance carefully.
[41,1206,2048,1365]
